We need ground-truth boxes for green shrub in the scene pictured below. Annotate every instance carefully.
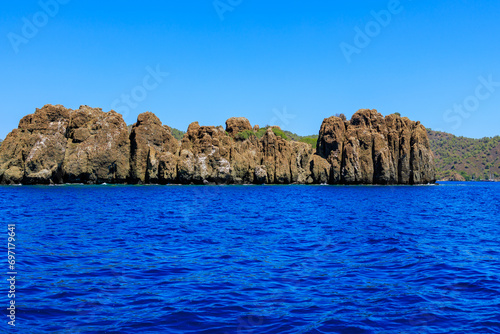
[235,130,256,140]
[256,127,268,138]
[299,137,318,147]
[272,128,288,140]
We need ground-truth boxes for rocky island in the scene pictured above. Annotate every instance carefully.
[0,105,436,185]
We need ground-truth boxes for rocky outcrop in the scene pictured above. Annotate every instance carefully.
[0,105,436,185]
[225,117,252,137]
[63,106,130,184]
[129,112,178,184]
[439,172,466,182]
[178,122,233,184]
[0,105,69,184]
[317,109,436,185]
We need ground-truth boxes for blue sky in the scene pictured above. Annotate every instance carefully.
[1,0,499,139]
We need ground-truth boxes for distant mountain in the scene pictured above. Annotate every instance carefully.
[427,130,500,181]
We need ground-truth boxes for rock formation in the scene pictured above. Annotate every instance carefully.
[63,106,130,184]
[0,105,436,185]
[129,112,178,184]
[316,109,436,185]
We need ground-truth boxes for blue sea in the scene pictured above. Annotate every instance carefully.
[1,182,499,333]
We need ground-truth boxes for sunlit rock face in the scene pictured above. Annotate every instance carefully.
[0,106,436,185]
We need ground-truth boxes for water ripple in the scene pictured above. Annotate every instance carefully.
[0,182,499,333]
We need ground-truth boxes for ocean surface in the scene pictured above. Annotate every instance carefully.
[1,182,499,334]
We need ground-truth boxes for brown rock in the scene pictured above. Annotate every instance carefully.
[225,117,252,137]
[310,154,331,184]
[410,122,436,184]
[63,106,130,184]
[129,112,178,184]
[0,105,436,185]
[440,172,465,182]
[254,165,268,184]
[0,105,70,184]
[317,116,346,183]
[317,109,436,184]
[179,123,233,184]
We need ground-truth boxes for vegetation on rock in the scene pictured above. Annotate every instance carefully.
[272,128,288,140]
[235,130,256,140]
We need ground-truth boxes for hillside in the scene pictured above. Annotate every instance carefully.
[427,130,500,181]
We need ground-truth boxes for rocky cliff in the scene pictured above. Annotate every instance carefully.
[0,105,436,185]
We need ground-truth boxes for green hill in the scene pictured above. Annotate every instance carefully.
[428,130,500,181]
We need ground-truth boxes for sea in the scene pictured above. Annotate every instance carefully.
[1,182,499,333]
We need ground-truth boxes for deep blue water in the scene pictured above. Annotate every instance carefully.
[1,182,500,333]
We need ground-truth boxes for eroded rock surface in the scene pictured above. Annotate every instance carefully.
[0,105,436,185]
[317,109,436,184]
[63,106,130,184]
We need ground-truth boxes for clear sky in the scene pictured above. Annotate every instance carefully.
[1,0,499,139]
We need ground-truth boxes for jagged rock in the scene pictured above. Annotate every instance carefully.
[0,105,70,184]
[179,122,233,184]
[62,106,130,184]
[260,127,314,184]
[310,155,331,184]
[410,122,436,184]
[129,112,178,184]
[317,109,436,185]
[225,117,252,137]
[0,105,436,185]
[254,165,268,184]
[386,114,412,184]
[317,116,346,183]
